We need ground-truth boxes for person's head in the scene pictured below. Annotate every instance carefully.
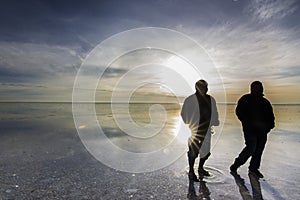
[250,81,264,96]
[195,79,208,95]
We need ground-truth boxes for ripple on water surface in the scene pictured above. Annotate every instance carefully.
[185,165,227,184]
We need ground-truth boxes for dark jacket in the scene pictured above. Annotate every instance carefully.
[236,94,275,133]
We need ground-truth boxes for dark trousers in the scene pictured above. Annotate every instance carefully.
[234,130,267,171]
[187,137,210,173]
[188,138,202,160]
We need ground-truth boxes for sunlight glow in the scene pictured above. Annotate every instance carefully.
[78,125,86,129]
[162,55,200,96]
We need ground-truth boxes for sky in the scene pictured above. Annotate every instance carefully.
[0,0,299,103]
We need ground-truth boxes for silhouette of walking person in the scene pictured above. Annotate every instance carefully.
[181,80,219,181]
[230,81,275,178]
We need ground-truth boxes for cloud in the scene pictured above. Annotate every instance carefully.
[0,41,83,79]
[247,0,297,22]
[0,82,47,88]
[273,65,300,78]
[183,22,300,80]
[0,1,299,102]
[0,81,72,102]
[177,13,300,103]
[0,40,85,101]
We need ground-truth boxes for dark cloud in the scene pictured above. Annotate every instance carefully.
[0,82,47,88]
[0,65,39,78]
[0,0,252,46]
[103,67,128,78]
[274,65,300,78]
[0,41,82,80]
[0,0,108,47]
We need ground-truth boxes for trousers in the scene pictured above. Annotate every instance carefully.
[234,130,267,170]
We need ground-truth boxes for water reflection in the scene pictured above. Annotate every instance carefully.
[187,179,211,200]
[231,172,263,200]
[249,173,263,200]
[96,103,188,153]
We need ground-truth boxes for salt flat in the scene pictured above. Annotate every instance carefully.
[0,103,299,199]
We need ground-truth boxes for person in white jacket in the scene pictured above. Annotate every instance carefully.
[181,79,219,181]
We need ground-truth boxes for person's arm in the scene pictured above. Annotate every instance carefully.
[181,99,188,124]
[211,97,219,126]
[235,95,247,123]
[267,100,275,130]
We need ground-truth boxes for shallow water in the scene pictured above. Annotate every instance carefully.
[0,103,299,199]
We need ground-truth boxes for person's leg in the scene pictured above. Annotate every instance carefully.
[198,152,211,176]
[230,131,257,172]
[187,138,200,181]
[249,134,267,177]
[198,132,211,176]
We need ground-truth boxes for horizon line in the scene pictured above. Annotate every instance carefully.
[0,101,299,105]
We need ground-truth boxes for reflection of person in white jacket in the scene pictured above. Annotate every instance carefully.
[181,80,219,181]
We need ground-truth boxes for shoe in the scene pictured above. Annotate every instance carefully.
[249,169,264,178]
[198,168,210,177]
[230,164,238,173]
[188,172,199,182]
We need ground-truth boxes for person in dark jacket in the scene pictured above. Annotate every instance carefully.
[230,81,275,178]
[181,80,219,181]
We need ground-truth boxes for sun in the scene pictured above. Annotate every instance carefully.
[161,55,202,97]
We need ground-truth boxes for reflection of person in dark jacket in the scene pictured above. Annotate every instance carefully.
[230,81,275,178]
[181,80,219,181]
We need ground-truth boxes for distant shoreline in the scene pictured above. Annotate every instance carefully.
[0,101,299,105]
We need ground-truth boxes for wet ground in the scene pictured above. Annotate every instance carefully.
[0,103,299,199]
